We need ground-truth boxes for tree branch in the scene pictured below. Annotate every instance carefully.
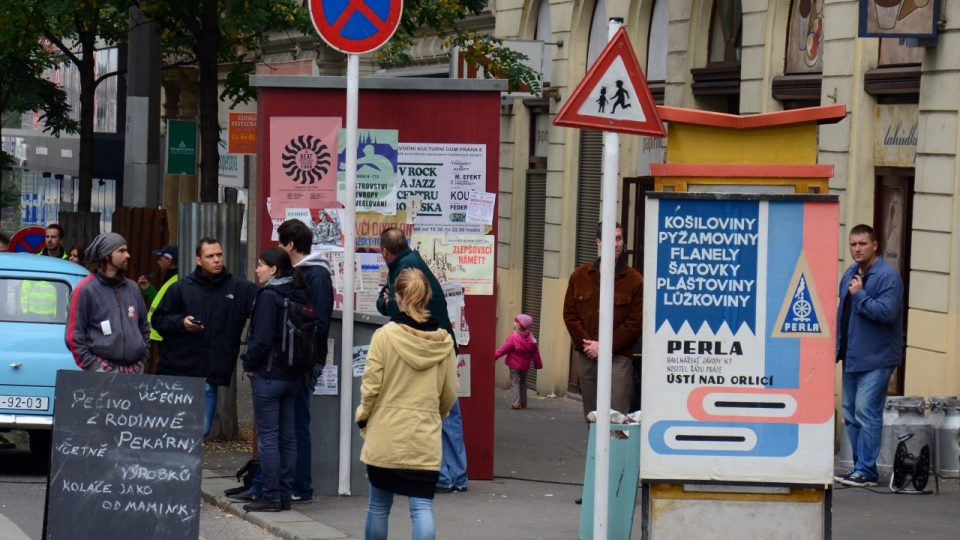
[42,31,81,67]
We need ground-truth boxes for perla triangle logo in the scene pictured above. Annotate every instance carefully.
[772,253,830,338]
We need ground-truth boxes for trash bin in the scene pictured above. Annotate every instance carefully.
[579,423,641,540]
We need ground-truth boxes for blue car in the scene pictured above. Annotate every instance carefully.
[0,253,88,455]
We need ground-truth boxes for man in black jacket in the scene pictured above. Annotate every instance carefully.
[277,219,333,502]
[152,237,258,438]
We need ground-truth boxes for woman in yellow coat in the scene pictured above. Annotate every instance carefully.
[356,268,457,540]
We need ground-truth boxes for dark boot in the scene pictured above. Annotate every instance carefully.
[243,500,282,512]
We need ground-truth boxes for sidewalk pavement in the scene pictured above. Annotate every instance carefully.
[201,389,960,540]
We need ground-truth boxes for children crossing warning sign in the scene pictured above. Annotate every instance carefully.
[553,28,665,136]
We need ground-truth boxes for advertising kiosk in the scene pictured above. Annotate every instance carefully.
[641,105,846,539]
[251,76,504,490]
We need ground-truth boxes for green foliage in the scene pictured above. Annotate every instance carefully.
[137,0,311,106]
[379,0,541,94]
[0,1,78,136]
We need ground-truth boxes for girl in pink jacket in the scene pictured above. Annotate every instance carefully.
[495,313,543,409]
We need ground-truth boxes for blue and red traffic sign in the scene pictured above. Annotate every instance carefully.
[310,0,403,55]
[9,226,46,254]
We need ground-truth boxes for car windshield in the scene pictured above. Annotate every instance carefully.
[0,278,71,324]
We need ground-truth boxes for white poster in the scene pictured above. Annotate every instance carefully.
[465,190,496,225]
[456,354,471,398]
[397,143,486,233]
[641,195,838,485]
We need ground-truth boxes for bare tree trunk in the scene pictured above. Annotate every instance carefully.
[196,1,220,204]
[77,35,97,213]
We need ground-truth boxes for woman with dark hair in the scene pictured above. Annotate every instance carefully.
[67,245,84,265]
[241,247,308,512]
[356,268,457,539]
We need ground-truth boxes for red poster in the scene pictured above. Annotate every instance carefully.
[269,116,342,212]
[228,112,258,154]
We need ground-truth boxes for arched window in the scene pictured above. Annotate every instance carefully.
[535,0,553,85]
[646,0,668,104]
[586,0,609,67]
[576,0,609,265]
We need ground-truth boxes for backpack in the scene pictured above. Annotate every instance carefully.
[268,296,318,375]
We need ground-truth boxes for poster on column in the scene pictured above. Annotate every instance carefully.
[397,143,487,234]
[640,194,838,484]
[270,117,341,212]
[354,211,413,253]
[285,207,344,252]
[338,129,399,214]
[411,234,495,295]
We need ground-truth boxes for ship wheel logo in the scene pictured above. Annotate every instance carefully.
[281,135,332,185]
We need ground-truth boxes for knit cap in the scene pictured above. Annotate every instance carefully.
[515,313,533,331]
[84,232,127,262]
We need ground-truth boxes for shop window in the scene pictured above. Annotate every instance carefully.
[773,0,824,108]
[692,0,742,112]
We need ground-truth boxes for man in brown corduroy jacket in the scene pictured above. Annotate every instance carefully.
[563,222,643,420]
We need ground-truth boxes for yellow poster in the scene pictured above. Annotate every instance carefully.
[411,234,495,295]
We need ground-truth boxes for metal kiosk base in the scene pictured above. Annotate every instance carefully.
[641,482,832,540]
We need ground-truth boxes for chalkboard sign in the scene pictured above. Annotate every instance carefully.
[44,371,204,540]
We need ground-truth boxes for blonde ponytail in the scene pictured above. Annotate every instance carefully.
[395,268,432,323]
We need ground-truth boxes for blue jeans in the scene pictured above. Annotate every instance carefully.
[365,482,435,540]
[292,369,319,498]
[437,400,468,489]
[251,376,298,502]
[204,383,217,438]
[842,367,894,481]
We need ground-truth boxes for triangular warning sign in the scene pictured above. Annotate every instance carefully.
[553,28,665,136]
[772,253,830,338]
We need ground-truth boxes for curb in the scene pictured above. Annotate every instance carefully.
[201,471,350,540]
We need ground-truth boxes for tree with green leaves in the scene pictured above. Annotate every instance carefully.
[135,0,310,203]
[29,0,129,214]
[0,1,78,225]
[139,0,538,203]
[382,0,541,94]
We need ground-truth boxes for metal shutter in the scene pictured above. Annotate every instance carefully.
[522,170,547,389]
[576,130,603,265]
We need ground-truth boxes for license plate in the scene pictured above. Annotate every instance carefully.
[0,395,49,411]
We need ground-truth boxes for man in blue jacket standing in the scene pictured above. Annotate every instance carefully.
[835,224,904,488]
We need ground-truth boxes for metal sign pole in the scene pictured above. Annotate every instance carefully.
[593,17,623,540]
[338,52,359,496]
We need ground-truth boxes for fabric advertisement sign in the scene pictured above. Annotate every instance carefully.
[166,119,197,175]
[228,112,257,155]
[874,104,918,167]
[337,129,399,214]
[269,116,341,212]
[397,143,486,233]
[218,128,245,188]
[640,195,838,484]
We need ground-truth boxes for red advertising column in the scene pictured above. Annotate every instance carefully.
[252,77,504,479]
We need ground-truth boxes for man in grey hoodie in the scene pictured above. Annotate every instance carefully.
[65,232,150,373]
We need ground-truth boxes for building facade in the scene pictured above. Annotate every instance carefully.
[493,0,960,400]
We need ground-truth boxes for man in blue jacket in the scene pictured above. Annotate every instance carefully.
[835,224,903,487]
